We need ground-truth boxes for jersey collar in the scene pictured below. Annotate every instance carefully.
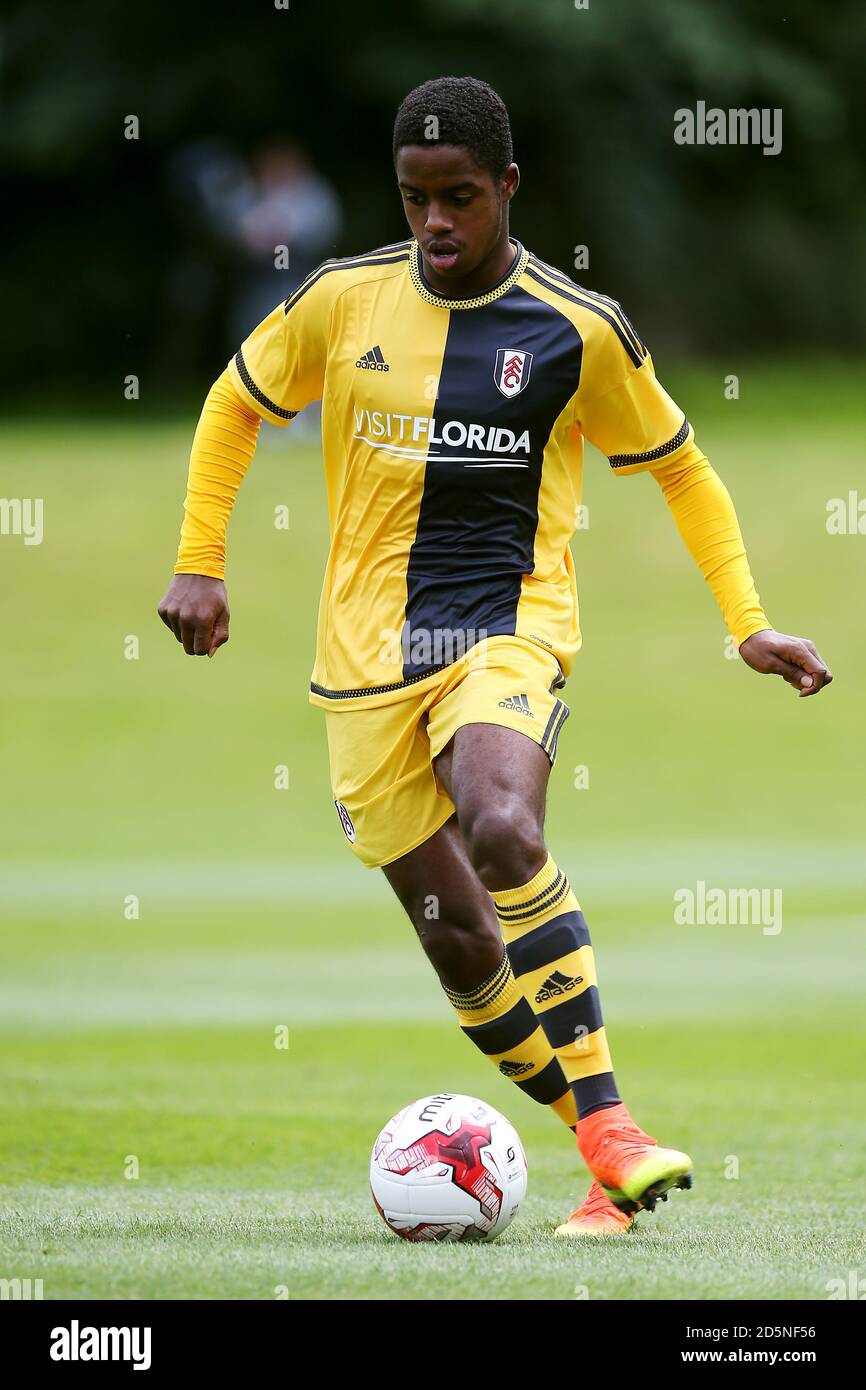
[409,238,528,310]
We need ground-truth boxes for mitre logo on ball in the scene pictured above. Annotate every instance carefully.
[494,348,533,397]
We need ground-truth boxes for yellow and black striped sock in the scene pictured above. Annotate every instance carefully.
[442,949,578,1130]
[490,853,621,1119]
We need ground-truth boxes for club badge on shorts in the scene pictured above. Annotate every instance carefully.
[335,799,356,843]
[494,348,533,398]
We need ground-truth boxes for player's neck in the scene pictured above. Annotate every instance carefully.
[421,234,517,299]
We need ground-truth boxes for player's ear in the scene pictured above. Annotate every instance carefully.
[501,163,520,202]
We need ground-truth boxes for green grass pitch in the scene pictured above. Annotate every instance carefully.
[1,364,864,1299]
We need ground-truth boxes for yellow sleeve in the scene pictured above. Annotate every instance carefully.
[573,305,769,643]
[174,369,260,579]
[651,444,772,647]
[573,304,697,476]
[227,265,331,425]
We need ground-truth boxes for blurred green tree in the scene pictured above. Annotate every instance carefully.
[1,0,863,402]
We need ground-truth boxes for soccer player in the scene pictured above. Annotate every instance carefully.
[158,77,832,1235]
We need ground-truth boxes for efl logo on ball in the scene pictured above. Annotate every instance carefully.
[494,348,533,398]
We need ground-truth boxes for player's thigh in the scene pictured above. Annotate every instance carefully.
[435,722,550,834]
[428,637,570,815]
[323,697,454,870]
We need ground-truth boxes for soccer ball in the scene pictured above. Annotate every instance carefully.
[370,1093,528,1242]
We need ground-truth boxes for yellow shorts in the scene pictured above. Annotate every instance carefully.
[323,635,571,869]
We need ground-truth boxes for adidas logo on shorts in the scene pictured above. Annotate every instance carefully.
[535,969,584,1003]
[498,692,534,717]
[499,1059,536,1077]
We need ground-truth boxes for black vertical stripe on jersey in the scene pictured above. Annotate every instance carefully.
[402,288,583,681]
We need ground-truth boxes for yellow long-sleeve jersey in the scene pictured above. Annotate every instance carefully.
[174,238,770,706]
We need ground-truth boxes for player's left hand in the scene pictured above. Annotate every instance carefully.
[738,629,833,697]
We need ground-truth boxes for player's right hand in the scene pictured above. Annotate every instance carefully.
[157,573,230,657]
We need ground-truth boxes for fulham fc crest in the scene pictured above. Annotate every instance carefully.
[335,799,356,844]
[494,348,533,398]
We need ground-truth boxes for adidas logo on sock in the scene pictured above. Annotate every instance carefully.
[498,692,534,717]
[499,1059,536,1077]
[535,969,584,1003]
[355,344,389,371]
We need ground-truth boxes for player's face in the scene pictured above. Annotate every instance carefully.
[396,144,519,283]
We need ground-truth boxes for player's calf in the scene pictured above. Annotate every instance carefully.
[381,821,580,1130]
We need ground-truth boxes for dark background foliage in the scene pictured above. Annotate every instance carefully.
[2,0,864,403]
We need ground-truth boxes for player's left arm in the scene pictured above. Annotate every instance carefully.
[574,313,832,697]
[650,450,833,697]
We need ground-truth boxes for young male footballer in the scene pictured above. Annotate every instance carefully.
[158,77,832,1235]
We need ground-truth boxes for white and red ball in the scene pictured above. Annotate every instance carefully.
[370,1093,527,1242]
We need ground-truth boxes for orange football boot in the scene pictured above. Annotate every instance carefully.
[555,1179,635,1237]
[576,1102,693,1213]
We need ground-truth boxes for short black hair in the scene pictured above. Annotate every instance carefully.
[393,76,513,178]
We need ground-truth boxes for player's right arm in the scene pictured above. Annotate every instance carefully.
[158,267,332,656]
[157,369,258,655]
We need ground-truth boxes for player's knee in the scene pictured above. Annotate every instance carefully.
[461,799,545,891]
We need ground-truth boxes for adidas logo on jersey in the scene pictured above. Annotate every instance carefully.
[356,345,389,371]
[498,693,534,717]
[499,1059,536,1078]
[535,969,584,1003]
